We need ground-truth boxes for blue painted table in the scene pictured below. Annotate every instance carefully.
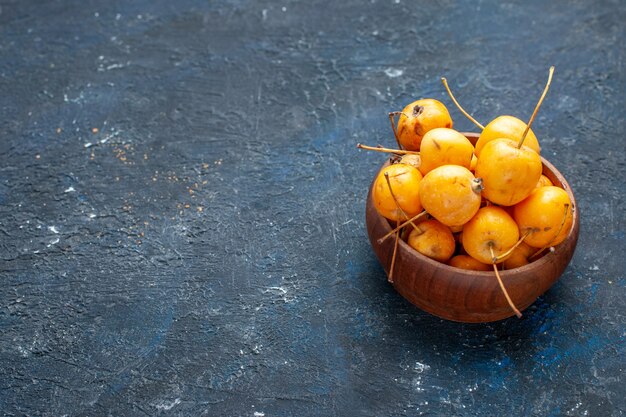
[0,0,624,415]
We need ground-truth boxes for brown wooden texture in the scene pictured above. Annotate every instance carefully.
[365,133,580,323]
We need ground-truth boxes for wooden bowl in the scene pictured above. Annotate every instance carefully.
[365,132,580,323]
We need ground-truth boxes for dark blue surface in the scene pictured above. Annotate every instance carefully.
[0,0,624,415]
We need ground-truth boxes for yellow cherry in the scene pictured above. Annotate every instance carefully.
[475,115,541,157]
[469,154,478,172]
[407,219,455,262]
[513,186,574,248]
[462,206,520,264]
[535,174,553,188]
[395,99,453,151]
[448,254,491,271]
[502,242,535,269]
[474,138,542,206]
[449,224,464,234]
[418,128,474,175]
[371,163,423,222]
[419,165,483,227]
[399,154,421,169]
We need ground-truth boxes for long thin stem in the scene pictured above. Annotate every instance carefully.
[356,143,419,155]
[493,230,531,263]
[383,175,415,284]
[377,211,428,244]
[441,77,485,130]
[517,66,555,149]
[388,112,406,149]
[490,245,522,318]
[384,172,420,233]
[388,220,400,283]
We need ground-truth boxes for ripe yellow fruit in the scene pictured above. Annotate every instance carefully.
[407,219,455,262]
[513,186,574,248]
[449,224,464,234]
[474,138,542,206]
[469,154,478,172]
[398,154,421,169]
[418,128,474,175]
[448,255,491,271]
[535,174,553,188]
[371,163,423,222]
[502,242,535,269]
[462,206,520,264]
[419,165,483,227]
[475,115,541,157]
[396,99,453,151]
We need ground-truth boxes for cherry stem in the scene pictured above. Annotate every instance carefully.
[441,77,485,130]
[492,230,531,263]
[356,143,420,155]
[377,211,428,243]
[388,112,406,149]
[528,202,570,261]
[489,244,522,318]
[384,174,416,284]
[517,66,555,149]
[384,172,421,233]
[388,220,400,283]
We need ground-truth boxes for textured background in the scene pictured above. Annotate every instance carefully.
[0,0,624,415]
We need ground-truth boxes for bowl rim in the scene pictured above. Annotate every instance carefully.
[369,132,579,280]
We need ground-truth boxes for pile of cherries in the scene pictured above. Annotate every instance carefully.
[359,68,574,317]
